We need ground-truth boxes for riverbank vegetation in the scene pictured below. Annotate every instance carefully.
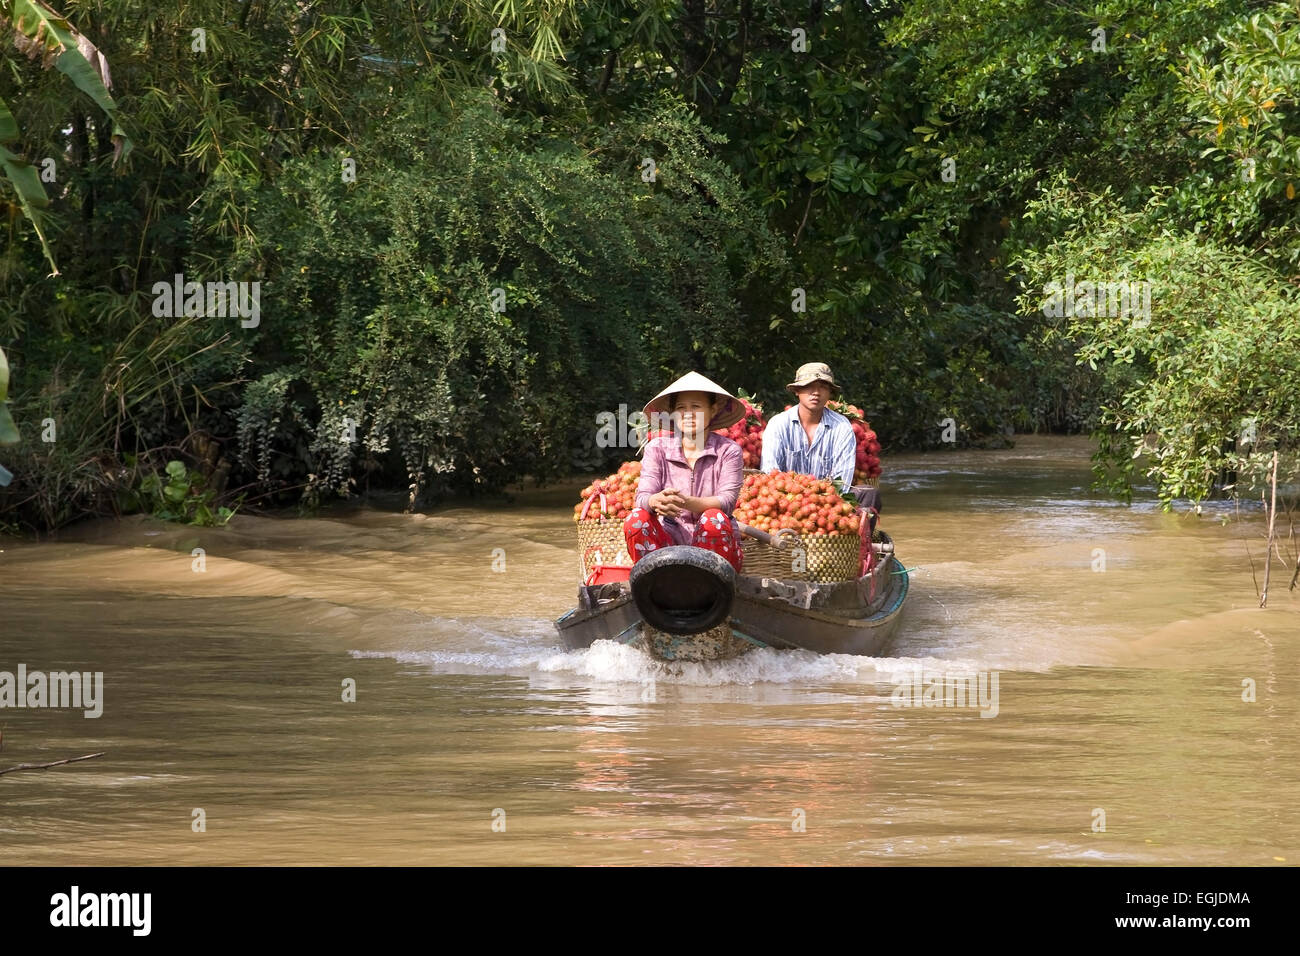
[2,0,1297,532]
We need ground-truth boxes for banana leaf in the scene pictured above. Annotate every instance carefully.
[4,0,130,162]
[0,0,134,273]
[0,93,55,271]
[0,345,18,447]
[0,346,15,487]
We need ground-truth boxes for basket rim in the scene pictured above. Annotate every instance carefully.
[740,467,879,487]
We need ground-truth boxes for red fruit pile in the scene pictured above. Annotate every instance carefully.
[574,461,641,521]
[714,394,766,468]
[733,471,861,536]
[717,395,764,468]
[828,400,883,482]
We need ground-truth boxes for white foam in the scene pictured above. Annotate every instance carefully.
[351,627,991,688]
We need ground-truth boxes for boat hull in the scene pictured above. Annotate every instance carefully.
[555,537,909,660]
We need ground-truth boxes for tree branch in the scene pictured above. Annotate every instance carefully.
[0,752,106,777]
[793,183,815,245]
[597,49,618,95]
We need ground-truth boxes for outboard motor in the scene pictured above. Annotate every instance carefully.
[628,546,736,635]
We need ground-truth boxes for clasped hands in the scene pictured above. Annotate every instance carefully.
[648,488,692,519]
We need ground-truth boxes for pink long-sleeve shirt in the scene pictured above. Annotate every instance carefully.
[635,432,743,545]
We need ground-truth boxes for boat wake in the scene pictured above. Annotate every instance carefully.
[348,616,998,689]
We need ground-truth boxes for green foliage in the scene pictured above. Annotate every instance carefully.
[1013,179,1300,505]
[1172,5,1300,272]
[5,0,1299,532]
[227,85,785,506]
[0,301,242,530]
[888,0,1300,501]
[134,459,236,527]
[560,1,1073,443]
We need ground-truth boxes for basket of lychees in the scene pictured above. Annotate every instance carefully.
[572,460,640,580]
[733,471,864,582]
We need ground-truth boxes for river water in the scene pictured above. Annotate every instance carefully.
[2,436,1296,865]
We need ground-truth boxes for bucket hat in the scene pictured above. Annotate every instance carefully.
[786,361,841,395]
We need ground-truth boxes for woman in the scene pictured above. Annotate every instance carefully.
[624,371,746,573]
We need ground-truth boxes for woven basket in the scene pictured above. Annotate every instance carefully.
[575,519,631,578]
[740,531,860,583]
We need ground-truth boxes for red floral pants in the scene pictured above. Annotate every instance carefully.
[623,508,744,574]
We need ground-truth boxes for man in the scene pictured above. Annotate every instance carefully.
[760,362,857,486]
[761,362,883,533]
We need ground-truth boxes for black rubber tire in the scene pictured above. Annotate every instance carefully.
[629,545,735,635]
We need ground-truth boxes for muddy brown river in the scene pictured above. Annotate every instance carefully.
[2,436,1296,865]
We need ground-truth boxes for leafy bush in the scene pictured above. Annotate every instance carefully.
[224,85,787,508]
[133,459,236,527]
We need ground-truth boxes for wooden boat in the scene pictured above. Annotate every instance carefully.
[554,529,909,662]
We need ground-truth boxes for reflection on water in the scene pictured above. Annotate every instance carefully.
[1,436,1296,865]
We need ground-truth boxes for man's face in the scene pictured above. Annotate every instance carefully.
[796,381,832,413]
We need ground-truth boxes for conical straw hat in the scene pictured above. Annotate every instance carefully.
[642,371,745,432]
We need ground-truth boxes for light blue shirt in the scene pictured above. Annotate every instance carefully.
[759,406,857,485]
